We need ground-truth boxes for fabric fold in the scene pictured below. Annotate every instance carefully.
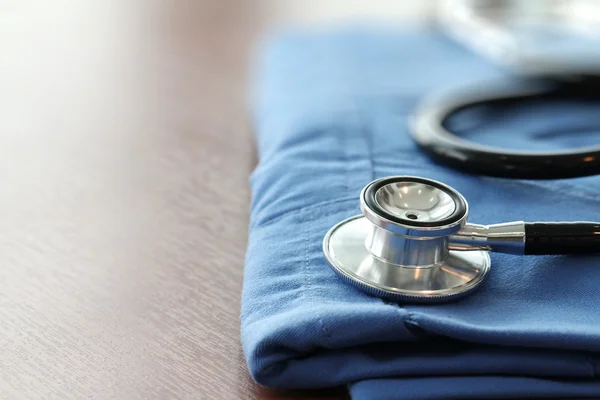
[242,28,600,398]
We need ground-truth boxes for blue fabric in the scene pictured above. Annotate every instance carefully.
[242,28,600,399]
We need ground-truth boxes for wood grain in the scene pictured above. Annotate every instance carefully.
[0,0,351,399]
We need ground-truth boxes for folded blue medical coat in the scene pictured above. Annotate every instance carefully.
[242,29,600,399]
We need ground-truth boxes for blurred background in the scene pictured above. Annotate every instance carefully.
[1,1,434,399]
[2,1,599,399]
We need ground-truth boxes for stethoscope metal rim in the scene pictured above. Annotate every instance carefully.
[323,215,491,303]
[362,176,468,230]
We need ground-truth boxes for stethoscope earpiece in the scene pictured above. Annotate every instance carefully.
[323,176,600,304]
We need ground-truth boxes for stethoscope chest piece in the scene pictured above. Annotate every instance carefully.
[325,176,600,303]
[323,176,490,303]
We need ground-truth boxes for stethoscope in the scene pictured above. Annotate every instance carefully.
[323,0,600,303]
[323,176,600,303]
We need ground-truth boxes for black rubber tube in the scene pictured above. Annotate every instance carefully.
[411,77,600,179]
[524,222,600,255]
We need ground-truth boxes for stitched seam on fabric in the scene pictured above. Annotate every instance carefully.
[250,196,357,229]
[344,126,350,197]
[356,37,374,184]
[366,122,375,182]
[303,208,332,347]
[483,178,600,204]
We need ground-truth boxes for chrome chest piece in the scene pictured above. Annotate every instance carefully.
[323,176,600,303]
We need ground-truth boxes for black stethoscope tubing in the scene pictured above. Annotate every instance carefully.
[410,77,600,179]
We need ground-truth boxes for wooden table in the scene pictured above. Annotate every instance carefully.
[1,2,430,398]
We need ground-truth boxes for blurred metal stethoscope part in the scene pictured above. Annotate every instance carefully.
[411,0,600,179]
[323,177,600,303]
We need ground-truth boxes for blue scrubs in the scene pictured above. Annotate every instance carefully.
[242,29,600,399]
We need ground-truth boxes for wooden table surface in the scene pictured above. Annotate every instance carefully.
[1,1,430,398]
